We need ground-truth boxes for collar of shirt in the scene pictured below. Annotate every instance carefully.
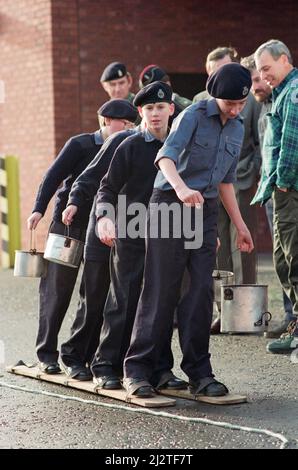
[142,128,167,143]
[94,129,105,145]
[206,97,243,123]
[273,67,298,98]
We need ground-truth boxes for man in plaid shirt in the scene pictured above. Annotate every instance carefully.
[252,39,298,355]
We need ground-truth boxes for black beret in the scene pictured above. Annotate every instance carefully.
[100,62,127,82]
[133,81,173,107]
[139,64,168,88]
[97,99,138,122]
[207,63,252,100]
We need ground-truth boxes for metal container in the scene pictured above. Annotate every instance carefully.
[221,284,271,333]
[14,230,47,277]
[213,270,234,304]
[44,232,84,268]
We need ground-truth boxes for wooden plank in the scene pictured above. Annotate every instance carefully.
[6,365,175,408]
[158,388,247,405]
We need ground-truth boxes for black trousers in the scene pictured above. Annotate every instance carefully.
[91,238,174,379]
[124,190,218,383]
[60,256,111,367]
[36,221,86,363]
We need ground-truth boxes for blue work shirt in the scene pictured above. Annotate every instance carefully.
[154,99,244,198]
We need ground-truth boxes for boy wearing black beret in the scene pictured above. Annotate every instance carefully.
[124,63,255,398]
[27,99,137,379]
[90,81,187,393]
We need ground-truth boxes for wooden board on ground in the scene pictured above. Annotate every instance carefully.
[6,364,175,408]
[159,388,247,405]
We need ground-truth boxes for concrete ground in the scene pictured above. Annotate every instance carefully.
[0,254,297,450]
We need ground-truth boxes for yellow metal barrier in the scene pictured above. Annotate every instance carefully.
[0,156,21,268]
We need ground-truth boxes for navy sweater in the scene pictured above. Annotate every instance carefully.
[33,132,103,228]
[96,131,163,241]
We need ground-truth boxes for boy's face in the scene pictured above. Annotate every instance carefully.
[216,97,247,119]
[102,75,132,99]
[138,102,174,131]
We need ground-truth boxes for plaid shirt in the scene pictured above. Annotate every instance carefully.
[251,68,298,205]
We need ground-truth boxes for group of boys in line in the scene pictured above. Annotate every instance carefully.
[27,39,298,399]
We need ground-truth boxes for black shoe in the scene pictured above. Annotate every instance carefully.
[189,378,228,397]
[133,385,155,397]
[63,364,92,381]
[210,317,221,335]
[159,377,188,390]
[93,375,122,390]
[39,362,61,375]
[123,378,156,398]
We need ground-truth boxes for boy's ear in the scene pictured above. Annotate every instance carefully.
[138,106,143,118]
[169,102,175,116]
[104,116,112,126]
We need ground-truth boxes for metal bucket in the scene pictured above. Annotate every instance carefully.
[14,230,47,278]
[221,284,271,333]
[212,270,234,303]
[44,228,84,268]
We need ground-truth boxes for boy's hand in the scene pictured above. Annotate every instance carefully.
[62,205,78,225]
[27,212,42,230]
[176,186,204,208]
[97,217,116,247]
[237,227,254,253]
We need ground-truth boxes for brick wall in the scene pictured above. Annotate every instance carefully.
[0,0,55,250]
[75,0,298,133]
[1,0,298,252]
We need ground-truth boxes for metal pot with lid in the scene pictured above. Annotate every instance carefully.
[14,230,47,277]
[221,284,272,333]
[44,226,84,268]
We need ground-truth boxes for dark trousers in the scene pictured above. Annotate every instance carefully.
[60,257,111,367]
[91,238,174,379]
[273,189,298,316]
[265,198,294,320]
[124,191,218,383]
[36,221,86,363]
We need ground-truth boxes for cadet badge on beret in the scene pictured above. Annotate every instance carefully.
[242,86,249,96]
[118,69,123,77]
[158,89,165,99]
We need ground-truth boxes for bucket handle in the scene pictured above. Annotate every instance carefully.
[214,247,239,278]
[29,229,37,254]
[64,225,71,248]
[254,311,272,327]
